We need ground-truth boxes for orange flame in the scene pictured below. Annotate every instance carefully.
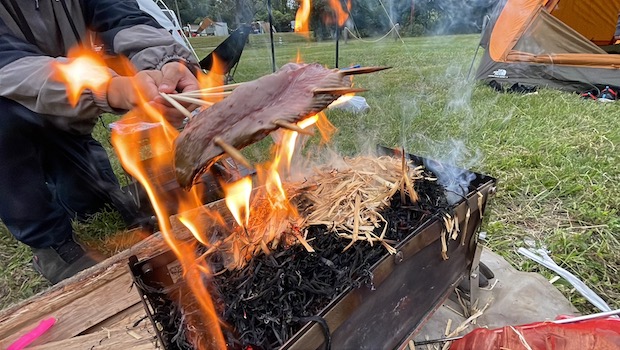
[296,49,303,63]
[327,0,351,27]
[53,48,111,106]
[295,0,311,35]
[57,33,346,347]
[178,215,209,245]
[101,50,226,348]
[316,111,337,144]
[328,92,355,108]
[280,115,319,170]
[223,177,253,228]
[198,54,226,88]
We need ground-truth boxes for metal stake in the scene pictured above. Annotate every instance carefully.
[267,0,276,72]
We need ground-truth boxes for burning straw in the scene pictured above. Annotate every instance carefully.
[299,155,425,254]
[195,155,428,271]
[142,152,459,349]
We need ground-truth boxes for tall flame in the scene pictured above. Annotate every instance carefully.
[295,0,311,35]
[280,115,319,171]
[53,48,111,106]
[54,31,347,347]
[198,54,226,93]
[100,53,226,348]
[223,177,253,228]
[328,0,351,27]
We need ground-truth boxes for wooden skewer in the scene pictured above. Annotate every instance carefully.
[175,91,233,99]
[213,137,253,169]
[158,92,192,119]
[194,82,244,93]
[272,120,314,136]
[166,94,214,107]
[339,66,392,75]
[313,87,368,95]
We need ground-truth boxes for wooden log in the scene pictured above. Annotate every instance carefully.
[0,231,169,348]
[28,324,157,350]
[0,198,232,349]
[81,302,148,335]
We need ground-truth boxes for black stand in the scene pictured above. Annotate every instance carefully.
[335,25,340,68]
[267,0,276,72]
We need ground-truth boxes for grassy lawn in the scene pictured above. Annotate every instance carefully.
[1,33,618,314]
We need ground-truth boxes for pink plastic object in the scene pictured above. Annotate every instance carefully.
[7,317,56,350]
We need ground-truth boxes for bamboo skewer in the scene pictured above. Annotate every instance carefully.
[159,92,193,119]
[313,87,368,95]
[175,91,233,99]
[339,66,392,75]
[191,82,244,93]
[165,94,214,107]
[213,137,253,169]
[272,120,314,136]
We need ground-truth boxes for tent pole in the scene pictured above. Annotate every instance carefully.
[466,44,481,81]
[467,15,490,81]
[267,0,276,72]
[173,0,181,29]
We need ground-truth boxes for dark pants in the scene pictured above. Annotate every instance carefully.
[0,97,139,248]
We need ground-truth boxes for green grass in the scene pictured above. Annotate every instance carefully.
[1,34,619,314]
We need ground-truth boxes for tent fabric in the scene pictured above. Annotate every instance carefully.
[136,0,188,49]
[547,0,620,45]
[476,0,620,92]
[488,0,540,61]
[514,11,605,55]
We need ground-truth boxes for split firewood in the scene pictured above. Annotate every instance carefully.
[173,63,390,189]
[477,191,484,218]
[461,207,470,246]
[441,228,449,260]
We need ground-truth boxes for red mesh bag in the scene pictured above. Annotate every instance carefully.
[449,317,620,350]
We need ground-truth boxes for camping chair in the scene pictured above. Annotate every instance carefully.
[199,24,251,83]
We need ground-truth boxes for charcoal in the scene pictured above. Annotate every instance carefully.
[135,169,452,349]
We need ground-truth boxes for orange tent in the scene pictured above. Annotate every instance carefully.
[476,0,620,92]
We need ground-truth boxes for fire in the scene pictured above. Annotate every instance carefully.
[294,0,311,34]
[55,33,344,347]
[198,54,226,95]
[328,92,355,108]
[280,115,319,170]
[223,176,253,228]
[328,0,352,27]
[296,49,303,63]
[53,48,111,106]
[91,51,227,348]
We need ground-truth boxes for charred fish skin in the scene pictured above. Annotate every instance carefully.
[173,63,353,189]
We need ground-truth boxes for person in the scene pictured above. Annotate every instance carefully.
[0,0,200,284]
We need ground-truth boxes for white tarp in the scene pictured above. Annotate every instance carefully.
[213,22,229,36]
[135,0,188,49]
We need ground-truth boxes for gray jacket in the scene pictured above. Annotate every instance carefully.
[0,0,197,134]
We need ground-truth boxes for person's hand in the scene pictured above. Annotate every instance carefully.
[158,61,199,95]
[107,61,199,127]
[152,61,200,126]
[106,70,162,111]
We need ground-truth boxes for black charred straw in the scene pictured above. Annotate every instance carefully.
[135,168,452,349]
